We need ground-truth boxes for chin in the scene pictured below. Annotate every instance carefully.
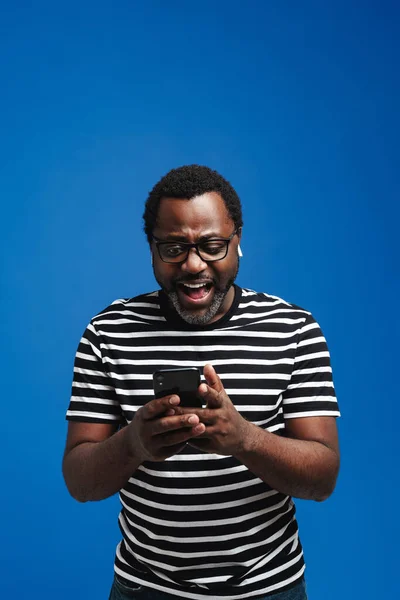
[168,290,226,325]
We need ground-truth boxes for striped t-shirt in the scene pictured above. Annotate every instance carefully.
[66,285,340,599]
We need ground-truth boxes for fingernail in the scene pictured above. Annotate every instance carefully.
[169,396,179,405]
[188,415,197,424]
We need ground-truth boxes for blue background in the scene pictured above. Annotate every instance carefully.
[1,1,398,598]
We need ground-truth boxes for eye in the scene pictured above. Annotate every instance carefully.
[201,241,226,255]
[164,244,186,257]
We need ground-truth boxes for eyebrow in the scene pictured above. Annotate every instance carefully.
[158,232,225,242]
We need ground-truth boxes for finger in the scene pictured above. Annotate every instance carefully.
[165,405,186,416]
[155,422,206,448]
[198,381,223,409]
[203,364,224,392]
[142,395,180,420]
[155,423,206,459]
[151,413,201,436]
[177,407,217,425]
[202,365,226,409]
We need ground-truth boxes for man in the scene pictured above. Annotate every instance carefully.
[63,165,340,600]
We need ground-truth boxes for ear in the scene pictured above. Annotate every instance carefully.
[237,227,243,257]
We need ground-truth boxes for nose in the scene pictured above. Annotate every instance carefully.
[181,247,208,274]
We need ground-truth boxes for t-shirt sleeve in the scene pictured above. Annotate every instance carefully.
[66,322,123,424]
[282,313,340,419]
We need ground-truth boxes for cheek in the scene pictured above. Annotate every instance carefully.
[153,261,176,283]
[215,257,237,279]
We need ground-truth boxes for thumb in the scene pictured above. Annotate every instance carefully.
[201,364,225,409]
[203,364,224,392]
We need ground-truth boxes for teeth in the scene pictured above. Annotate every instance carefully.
[183,283,208,289]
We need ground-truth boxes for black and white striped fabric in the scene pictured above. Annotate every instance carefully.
[66,286,340,599]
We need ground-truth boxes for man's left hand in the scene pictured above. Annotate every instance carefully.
[182,364,251,455]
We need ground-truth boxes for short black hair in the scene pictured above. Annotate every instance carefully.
[143,164,243,243]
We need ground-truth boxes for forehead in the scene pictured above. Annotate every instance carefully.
[154,192,233,238]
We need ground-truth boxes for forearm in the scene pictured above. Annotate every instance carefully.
[235,422,340,501]
[62,426,142,503]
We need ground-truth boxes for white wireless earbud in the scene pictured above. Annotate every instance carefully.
[238,245,243,257]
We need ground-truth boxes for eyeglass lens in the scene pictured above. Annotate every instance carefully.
[159,240,228,262]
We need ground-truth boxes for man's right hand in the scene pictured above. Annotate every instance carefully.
[126,395,206,462]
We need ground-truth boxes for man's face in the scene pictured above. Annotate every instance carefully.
[151,192,241,325]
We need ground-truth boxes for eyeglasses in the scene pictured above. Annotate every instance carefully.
[152,230,238,264]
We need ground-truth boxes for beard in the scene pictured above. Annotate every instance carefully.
[167,288,228,325]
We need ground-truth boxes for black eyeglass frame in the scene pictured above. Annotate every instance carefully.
[152,229,239,264]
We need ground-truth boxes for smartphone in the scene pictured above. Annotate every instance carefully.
[153,367,203,408]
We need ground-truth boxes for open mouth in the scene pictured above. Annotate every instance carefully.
[178,281,214,302]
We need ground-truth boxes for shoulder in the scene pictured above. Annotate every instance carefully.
[88,291,163,330]
[238,287,312,321]
[95,291,159,315]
